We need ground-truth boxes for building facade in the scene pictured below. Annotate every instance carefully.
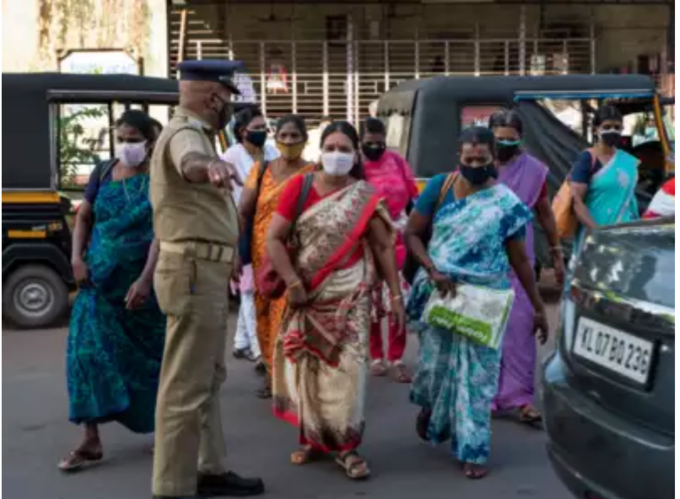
[2,0,673,124]
[168,0,673,123]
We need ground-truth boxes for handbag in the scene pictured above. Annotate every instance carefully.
[256,173,314,299]
[402,173,457,284]
[553,148,596,239]
[238,160,269,265]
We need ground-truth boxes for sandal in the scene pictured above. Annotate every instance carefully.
[370,359,388,377]
[255,379,272,399]
[58,448,103,472]
[290,446,323,465]
[390,362,412,383]
[462,462,488,480]
[416,408,431,441]
[518,405,542,427]
[335,451,371,480]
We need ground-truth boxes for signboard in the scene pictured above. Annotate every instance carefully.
[59,50,139,75]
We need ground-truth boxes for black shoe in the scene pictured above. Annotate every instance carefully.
[233,348,250,360]
[197,471,265,497]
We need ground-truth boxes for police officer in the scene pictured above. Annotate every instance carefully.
[150,60,264,498]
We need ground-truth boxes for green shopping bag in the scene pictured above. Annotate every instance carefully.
[422,283,515,350]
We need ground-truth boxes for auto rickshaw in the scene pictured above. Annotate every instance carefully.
[2,73,247,328]
[377,74,674,275]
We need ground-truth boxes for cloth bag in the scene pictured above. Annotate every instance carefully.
[256,173,314,299]
[552,148,596,239]
[422,283,515,350]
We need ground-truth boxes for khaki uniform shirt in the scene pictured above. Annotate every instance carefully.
[150,107,240,247]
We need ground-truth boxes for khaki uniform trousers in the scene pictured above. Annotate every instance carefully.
[152,248,232,497]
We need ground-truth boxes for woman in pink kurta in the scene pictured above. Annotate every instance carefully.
[361,118,419,382]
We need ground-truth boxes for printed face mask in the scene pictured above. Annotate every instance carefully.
[459,161,496,185]
[321,151,355,176]
[276,141,306,160]
[117,141,147,167]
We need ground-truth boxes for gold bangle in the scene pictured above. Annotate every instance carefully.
[390,294,402,302]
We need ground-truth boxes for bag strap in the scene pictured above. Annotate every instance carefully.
[256,160,268,192]
[294,173,314,223]
[586,147,598,172]
[90,159,117,202]
[435,173,458,211]
[99,159,117,182]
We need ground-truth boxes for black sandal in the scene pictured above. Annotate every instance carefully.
[335,451,371,480]
[416,408,431,441]
[255,379,272,399]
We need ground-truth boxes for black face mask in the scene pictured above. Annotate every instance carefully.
[246,130,267,148]
[362,143,386,162]
[600,131,622,148]
[212,97,233,131]
[497,140,521,163]
[459,162,496,185]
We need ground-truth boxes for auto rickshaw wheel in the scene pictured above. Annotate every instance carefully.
[3,264,69,328]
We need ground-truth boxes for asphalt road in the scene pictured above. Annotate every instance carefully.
[3,296,572,499]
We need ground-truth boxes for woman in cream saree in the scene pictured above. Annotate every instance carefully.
[266,121,404,480]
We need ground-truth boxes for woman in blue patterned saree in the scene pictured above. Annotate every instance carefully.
[59,110,165,472]
[404,127,548,479]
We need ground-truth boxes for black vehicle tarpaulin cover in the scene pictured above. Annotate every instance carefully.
[516,100,588,196]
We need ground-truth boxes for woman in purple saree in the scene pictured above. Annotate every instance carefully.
[489,110,565,424]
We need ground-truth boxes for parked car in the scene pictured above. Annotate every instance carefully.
[541,217,675,499]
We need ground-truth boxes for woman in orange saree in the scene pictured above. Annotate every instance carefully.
[239,115,316,398]
[266,121,405,480]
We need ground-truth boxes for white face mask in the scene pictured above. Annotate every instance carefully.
[321,151,355,177]
[117,141,147,168]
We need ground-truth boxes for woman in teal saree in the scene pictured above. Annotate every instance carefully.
[570,105,640,252]
[59,111,166,472]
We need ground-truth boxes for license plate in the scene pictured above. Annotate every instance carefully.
[573,317,654,385]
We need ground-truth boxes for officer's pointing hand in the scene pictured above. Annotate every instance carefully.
[208,160,243,191]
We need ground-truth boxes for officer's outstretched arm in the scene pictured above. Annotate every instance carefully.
[180,152,214,183]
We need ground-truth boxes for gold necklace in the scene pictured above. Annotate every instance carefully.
[122,174,148,203]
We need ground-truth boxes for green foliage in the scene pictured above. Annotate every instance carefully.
[59,106,106,188]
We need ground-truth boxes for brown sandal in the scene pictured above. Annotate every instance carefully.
[518,405,542,426]
[336,451,371,480]
[390,362,412,383]
[462,462,488,480]
[58,449,103,472]
[370,360,388,377]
